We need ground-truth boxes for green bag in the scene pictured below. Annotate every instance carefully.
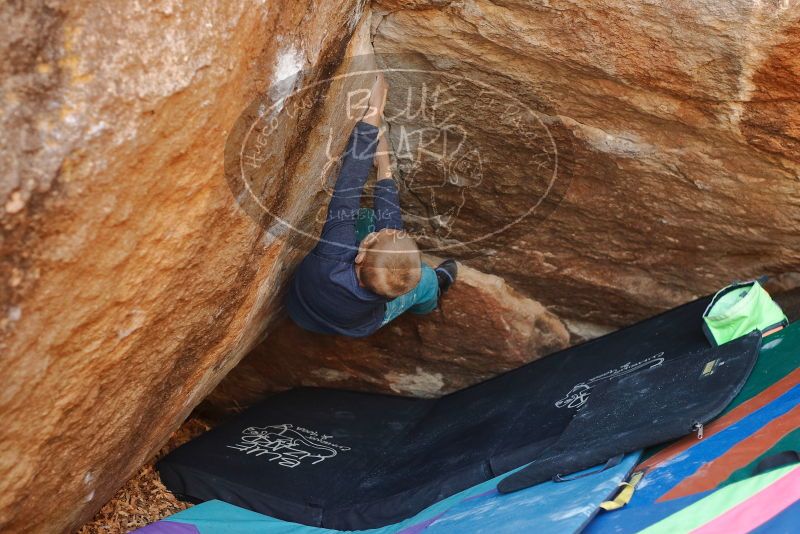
[703,280,788,346]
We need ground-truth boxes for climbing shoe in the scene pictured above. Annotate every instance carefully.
[435,259,458,294]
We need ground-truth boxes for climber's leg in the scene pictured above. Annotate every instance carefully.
[381,264,440,325]
[407,265,440,314]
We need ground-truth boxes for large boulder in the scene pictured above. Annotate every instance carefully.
[0,1,371,532]
[371,0,800,329]
[207,259,570,409]
[3,1,800,531]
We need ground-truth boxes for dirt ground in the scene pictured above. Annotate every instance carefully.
[77,418,211,533]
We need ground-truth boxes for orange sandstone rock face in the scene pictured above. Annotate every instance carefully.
[371,0,800,328]
[3,1,800,531]
[207,260,570,409]
[0,1,370,532]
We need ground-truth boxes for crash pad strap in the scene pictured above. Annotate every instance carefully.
[553,454,624,483]
[599,471,644,511]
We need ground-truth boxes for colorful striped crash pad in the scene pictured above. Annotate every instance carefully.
[586,321,800,533]
[641,463,800,533]
[137,452,641,534]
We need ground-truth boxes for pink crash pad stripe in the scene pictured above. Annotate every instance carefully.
[691,466,800,534]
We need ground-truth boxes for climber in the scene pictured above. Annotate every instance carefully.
[286,73,458,337]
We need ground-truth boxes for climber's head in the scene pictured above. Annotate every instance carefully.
[355,229,421,298]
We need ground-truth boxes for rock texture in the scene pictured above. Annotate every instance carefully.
[372,0,800,329]
[767,272,800,323]
[207,259,570,409]
[4,1,800,532]
[0,2,372,532]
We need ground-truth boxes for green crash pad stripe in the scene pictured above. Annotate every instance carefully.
[640,464,798,534]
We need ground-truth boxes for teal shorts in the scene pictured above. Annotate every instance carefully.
[382,264,439,325]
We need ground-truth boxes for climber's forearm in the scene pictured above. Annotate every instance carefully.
[327,121,378,216]
[370,119,400,231]
[374,178,403,231]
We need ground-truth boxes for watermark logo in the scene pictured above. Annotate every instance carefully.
[224,54,571,253]
[226,423,350,468]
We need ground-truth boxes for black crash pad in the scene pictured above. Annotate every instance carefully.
[158,297,760,530]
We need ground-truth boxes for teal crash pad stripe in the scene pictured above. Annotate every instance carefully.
[157,452,642,534]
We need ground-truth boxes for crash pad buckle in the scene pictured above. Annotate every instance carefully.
[599,471,645,511]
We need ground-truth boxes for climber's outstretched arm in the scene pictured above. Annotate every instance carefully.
[316,122,379,258]
[316,74,387,258]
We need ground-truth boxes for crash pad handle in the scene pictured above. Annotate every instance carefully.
[552,454,624,483]
[498,454,624,494]
[754,450,800,475]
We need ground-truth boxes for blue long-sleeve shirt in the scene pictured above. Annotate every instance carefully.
[286,121,403,337]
